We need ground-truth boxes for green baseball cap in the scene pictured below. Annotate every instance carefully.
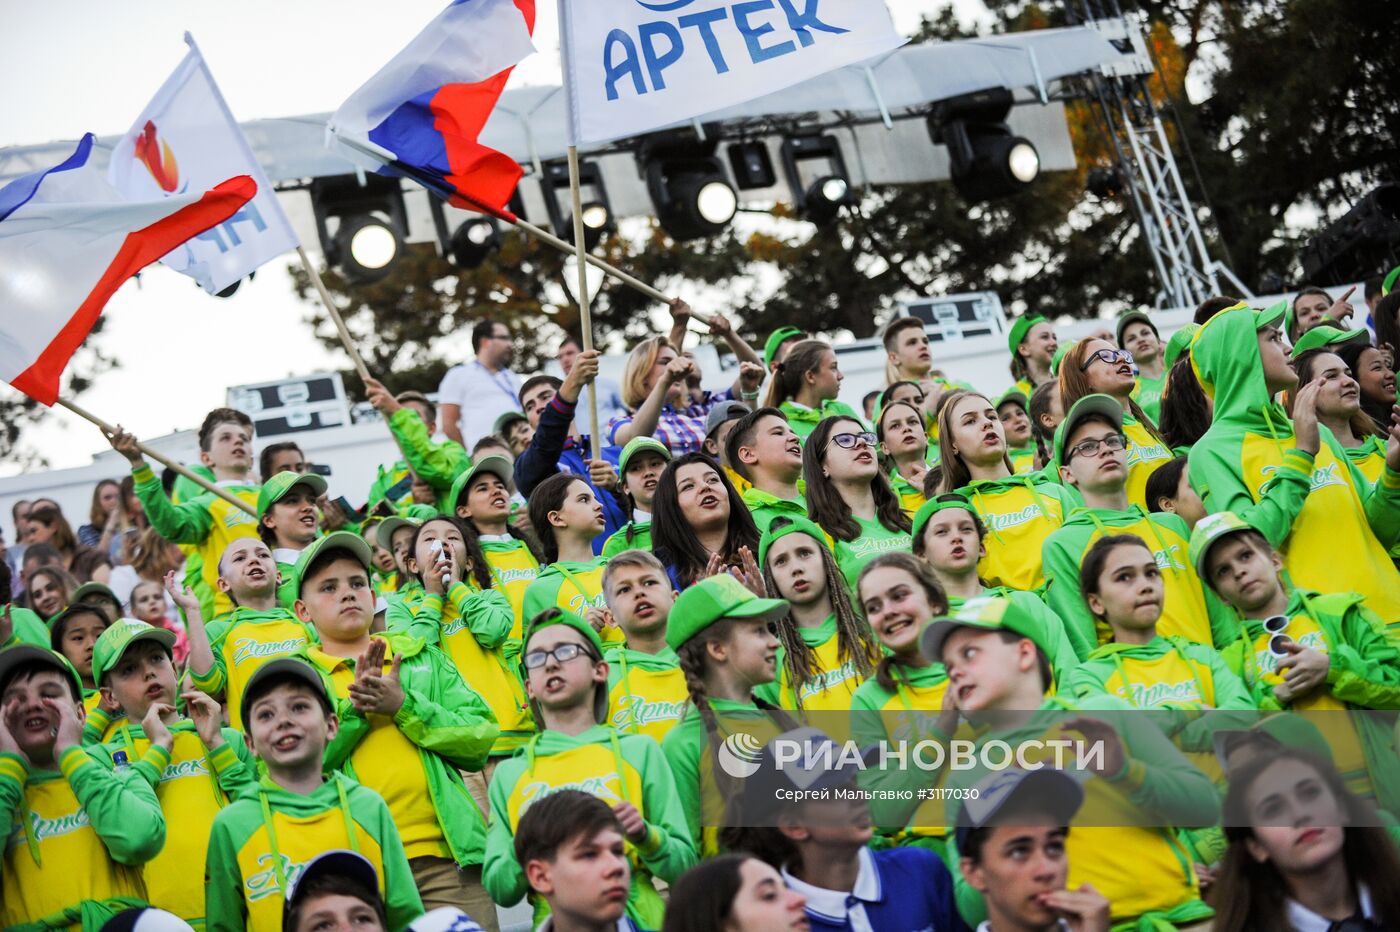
[910,493,977,547]
[72,582,122,618]
[1006,314,1047,356]
[618,436,672,475]
[757,515,831,570]
[446,455,516,513]
[239,656,333,731]
[47,603,111,650]
[1289,324,1368,358]
[0,645,84,701]
[919,594,1053,670]
[1052,393,1124,469]
[1162,324,1200,372]
[665,574,789,652]
[91,618,176,686]
[257,470,329,520]
[292,531,373,598]
[1261,299,1290,334]
[521,609,609,723]
[994,388,1029,412]
[493,410,528,437]
[764,327,806,368]
[1187,511,1254,581]
[1115,309,1157,348]
[374,516,420,553]
[1383,266,1400,297]
[1050,339,1076,377]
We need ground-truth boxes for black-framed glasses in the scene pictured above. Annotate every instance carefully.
[1080,348,1134,370]
[1066,433,1128,461]
[523,643,595,670]
[830,431,878,450]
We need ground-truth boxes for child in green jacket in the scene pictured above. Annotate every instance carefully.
[521,474,616,643]
[203,657,422,932]
[290,531,500,917]
[90,619,255,929]
[0,645,166,931]
[1191,510,1400,812]
[602,437,671,557]
[254,470,327,609]
[600,551,689,744]
[484,610,695,929]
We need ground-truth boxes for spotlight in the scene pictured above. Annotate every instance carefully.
[644,152,738,241]
[928,87,1041,202]
[1086,165,1124,200]
[449,218,501,268]
[727,141,777,190]
[310,173,408,284]
[780,134,854,226]
[542,159,614,250]
[1300,183,1400,286]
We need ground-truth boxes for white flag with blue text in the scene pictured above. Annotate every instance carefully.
[558,0,906,146]
[109,37,299,294]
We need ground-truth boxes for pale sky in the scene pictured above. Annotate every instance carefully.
[1,0,977,475]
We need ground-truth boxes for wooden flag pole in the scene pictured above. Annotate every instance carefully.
[565,145,603,461]
[296,245,373,383]
[58,399,257,517]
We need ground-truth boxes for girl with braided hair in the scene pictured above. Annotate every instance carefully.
[849,553,960,854]
[660,575,797,856]
[754,516,880,713]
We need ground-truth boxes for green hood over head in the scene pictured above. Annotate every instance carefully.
[1190,304,1287,429]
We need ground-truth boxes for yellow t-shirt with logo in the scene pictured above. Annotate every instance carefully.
[605,651,689,745]
[206,613,313,726]
[480,540,542,647]
[309,647,449,861]
[522,560,624,645]
[1123,419,1173,510]
[965,480,1071,592]
[757,617,869,713]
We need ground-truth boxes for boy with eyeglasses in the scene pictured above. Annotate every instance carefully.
[1041,395,1240,661]
[1190,511,1400,812]
[483,610,695,930]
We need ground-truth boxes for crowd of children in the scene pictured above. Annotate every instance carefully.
[2,280,1400,931]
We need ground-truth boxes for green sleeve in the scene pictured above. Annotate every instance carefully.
[361,782,425,929]
[1362,465,1400,549]
[133,463,215,546]
[392,649,500,772]
[1329,603,1400,709]
[203,809,247,932]
[482,758,529,907]
[661,718,705,848]
[3,606,49,648]
[849,685,952,830]
[449,584,513,650]
[1040,531,1098,661]
[389,407,470,496]
[601,530,629,558]
[0,754,27,846]
[209,731,259,801]
[82,704,117,746]
[1014,590,1082,685]
[1170,644,1258,752]
[630,736,698,882]
[386,593,441,645]
[520,577,559,628]
[188,620,230,698]
[1074,695,1221,827]
[1066,661,1110,701]
[65,745,166,864]
[324,694,371,773]
[1188,445,1314,549]
[1204,586,1245,653]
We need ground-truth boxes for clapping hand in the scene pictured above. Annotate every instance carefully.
[348,638,405,716]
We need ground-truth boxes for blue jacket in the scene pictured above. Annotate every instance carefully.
[785,846,969,932]
[514,392,627,552]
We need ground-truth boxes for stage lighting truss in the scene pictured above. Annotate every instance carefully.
[928,86,1041,203]
[780,134,854,226]
[310,173,409,284]
[542,159,615,251]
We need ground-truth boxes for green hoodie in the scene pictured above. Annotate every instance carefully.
[0,747,167,932]
[1041,506,1240,660]
[310,631,499,866]
[521,557,611,623]
[1187,305,1400,623]
[741,485,808,534]
[957,473,1079,592]
[1067,635,1257,753]
[1243,588,1400,813]
[946,587,1082,685]
[601,519,653,557]
[2,605,49,648]
[483,725,697,929]
[377,406,471,505]
[778,399,866,441]
[205,773,422,932]
[943,695,1218,929]
[1132,369,1168,424]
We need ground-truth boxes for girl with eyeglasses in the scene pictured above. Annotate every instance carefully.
[485,609,697,929]
[877,400,932,516]
[910,494,1080,678]
[802,416,913,589]
[662,575,796,857]
[1210,748,1400,932]
[1060,338,1174,509]
[935,390,1078,592]
[386,515,535,758]
[849,553,958,852]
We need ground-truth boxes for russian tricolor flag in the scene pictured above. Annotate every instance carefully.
[328,0,536,217]
[0,135,254,405]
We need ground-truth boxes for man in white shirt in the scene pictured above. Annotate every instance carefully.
[439,319,523,449]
